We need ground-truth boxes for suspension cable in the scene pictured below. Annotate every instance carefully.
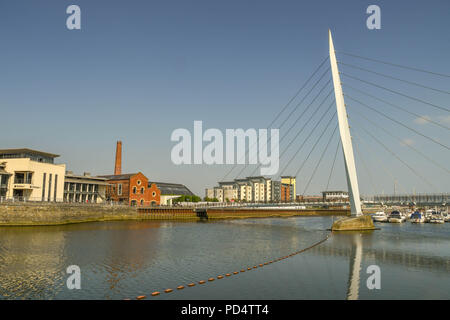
[277,103,335,177]
[338,61,450,95]
[242,83,332,179]
[348,107,450,175]
[345,94,450,151]
[220,57,329,182]
[352,133,416,203]
[293,112,337,178]
[343,83,450,131]
[352,136,379,196]
[336,51,450,78]
[341,72,450,113]
[302,124,338,195]
[353,124,439,192]
[325,138,341,191]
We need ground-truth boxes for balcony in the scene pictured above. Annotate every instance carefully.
[14,177,32,184]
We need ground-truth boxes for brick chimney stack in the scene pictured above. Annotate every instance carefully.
[114,141,122,175]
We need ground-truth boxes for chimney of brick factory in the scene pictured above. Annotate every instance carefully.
[114,141,122,175]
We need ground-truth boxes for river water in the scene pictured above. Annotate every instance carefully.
[0,216,448,300]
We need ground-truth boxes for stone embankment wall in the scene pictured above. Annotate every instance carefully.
[0,203,350,226]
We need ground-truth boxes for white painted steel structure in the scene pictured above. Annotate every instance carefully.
[329,30,363,216]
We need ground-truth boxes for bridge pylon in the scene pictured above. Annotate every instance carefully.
[328,30,375,231]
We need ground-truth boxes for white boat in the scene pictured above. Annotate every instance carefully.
[388,211,405,223]
[429,213,445,224]
[372,211,388,222]
[410,211,425,223]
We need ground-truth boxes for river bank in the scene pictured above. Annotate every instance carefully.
[0,203,350,226]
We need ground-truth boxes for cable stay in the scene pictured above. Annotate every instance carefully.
[345,94,450,151]
[219,56,329,182]
[348,108,450,175]
[338,61,450,95]
[341,72,450,113]
[353,138,381,196]
[343,83,450,131]
[336,51,450,78]
[352,133,417,203]
[353,124,439,192]
[302,124,338,196]
[247,90,334,178]
[325,138,341,191]
[277,104,335,178]
[291,112,337,179]
[228,66,331,180]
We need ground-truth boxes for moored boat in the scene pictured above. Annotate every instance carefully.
[388,211,405,223]
[428,213,445,224]
[410,211,425,223]
[372,211,388,222]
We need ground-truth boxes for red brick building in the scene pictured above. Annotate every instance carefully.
[99,172,160,206]
[98,141,161,206]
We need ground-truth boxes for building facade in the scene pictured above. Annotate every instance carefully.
[281,176,296,201]
[64,172,108,203]
[99,172,161,206]
[0,149,66,202]
[281,183,291,202]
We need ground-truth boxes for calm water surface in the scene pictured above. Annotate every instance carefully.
[0,216,448,300]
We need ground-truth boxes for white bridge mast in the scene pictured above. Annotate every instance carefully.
[329,30,362,216]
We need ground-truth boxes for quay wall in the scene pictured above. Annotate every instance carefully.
[0,203,350,226]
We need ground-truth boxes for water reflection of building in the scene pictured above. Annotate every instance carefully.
[0,227,66,299]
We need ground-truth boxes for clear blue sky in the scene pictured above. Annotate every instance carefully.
[1,0,449,196]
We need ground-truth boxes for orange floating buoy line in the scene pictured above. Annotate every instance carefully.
[126,232,331,300]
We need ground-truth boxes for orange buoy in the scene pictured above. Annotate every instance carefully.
[165,289,173,293]
[124,298,131,300]
[177,286,185,290]
[240,269,245,272]
[208,277,215,282]
[259,264,263,267]
[217,275,224,279]
[233,271,239,275]
[137,295,146,300]
[253,266,257,269]
[225,273,231,277]
[199,280,206,284]
[247,267,252,271]
[151,292,160,296]
[187,283,195,287]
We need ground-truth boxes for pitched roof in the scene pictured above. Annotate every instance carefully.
[148,181,194,196]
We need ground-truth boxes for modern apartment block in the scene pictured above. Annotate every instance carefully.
[0,149,66,202]
[64,171,108,203]
[281,176,296,201]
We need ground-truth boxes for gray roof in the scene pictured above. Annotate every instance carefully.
[148,181,194,196]
[0,148,59,158]
[97,173,138,180]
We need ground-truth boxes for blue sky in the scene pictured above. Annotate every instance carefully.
[1,0,449,196]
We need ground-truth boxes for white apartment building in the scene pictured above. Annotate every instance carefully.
[0,149,66,202]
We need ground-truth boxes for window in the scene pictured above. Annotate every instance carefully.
[117,183,122,196]
[140,199,144,206]
[141,187,144,194]
[137,180,141,185]
[132,186,137,194]
[152,191,156,197]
